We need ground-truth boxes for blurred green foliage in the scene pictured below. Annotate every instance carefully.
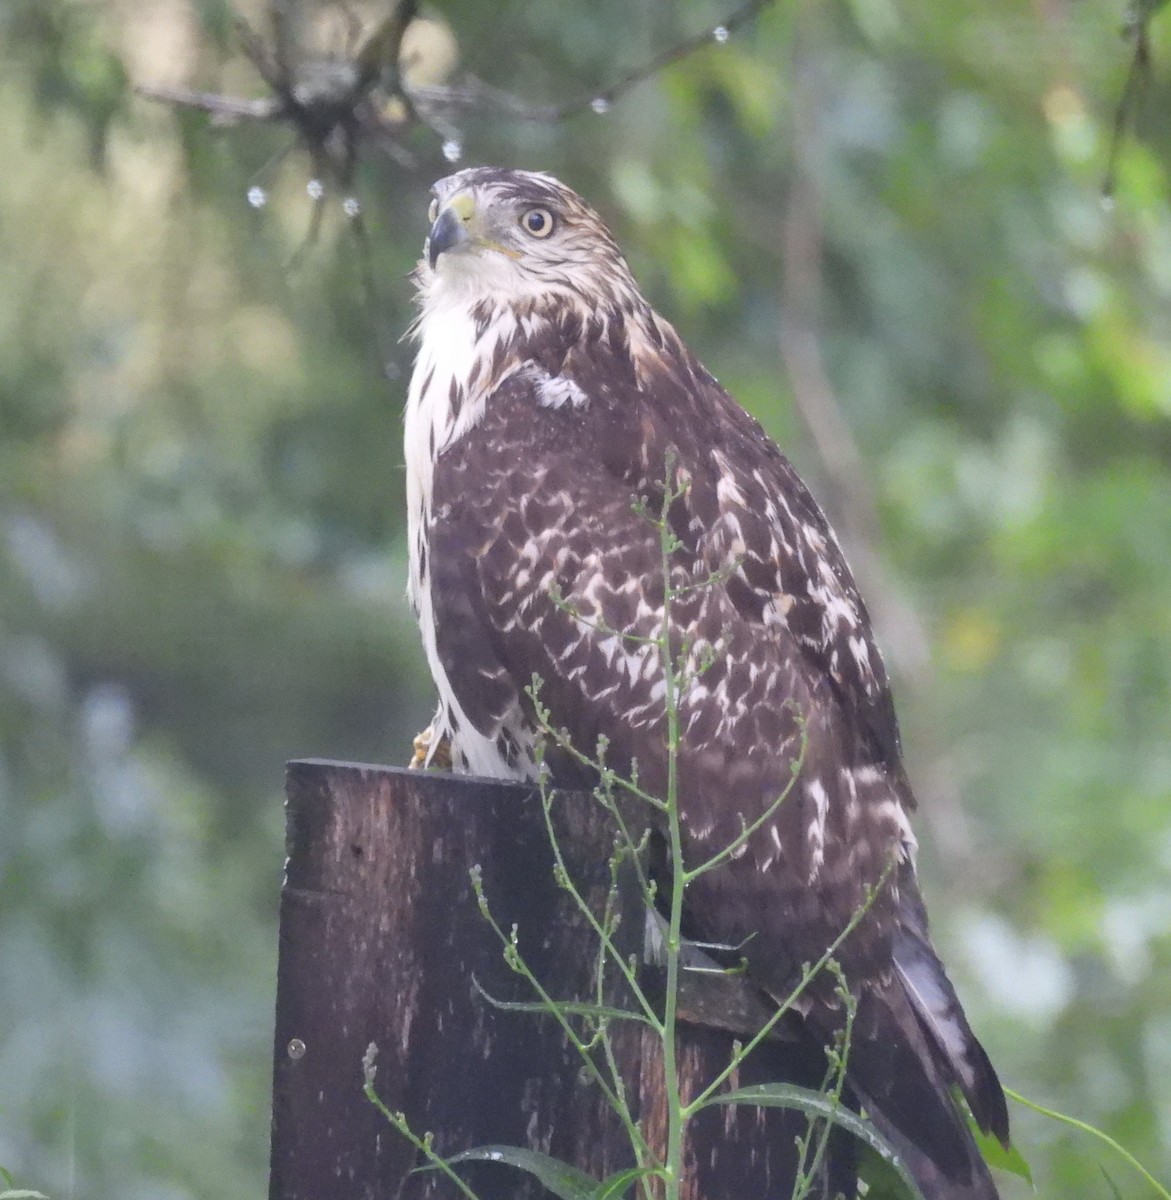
[0,0,1169,1197]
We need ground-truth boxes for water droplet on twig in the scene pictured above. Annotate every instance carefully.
[247,185,267,208]
[343,196,362,218]
[442,139,463,162]
[590,96,611,115]
[307,178,325,201]
[712,25,730,44]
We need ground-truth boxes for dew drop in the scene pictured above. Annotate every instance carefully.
[247,185,267,209]
[590,96,611,115]
[441,138,463,163]
[287,1038,307,1060]
[712,24,730,43]
[488,1151,503,1162]
[343,196,362,218]
[307,178,325,201]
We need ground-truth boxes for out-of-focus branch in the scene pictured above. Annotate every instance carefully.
[1104,0,1168,196]
[777,23,988,872]
[138,0,777,188]
[138,0,424,192]
[778,51,929,676]
[533,0,777,122]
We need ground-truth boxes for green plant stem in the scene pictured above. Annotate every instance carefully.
[539,787,660,1027]
[686,862,890,1116]
[472,867,643,1135]
[650,468,692,1200]
[599,788,656,905]
[363,1046,482,1200]
[1006,1088,1171,1200]
[680,725,805,883]
[593,847,648,1166]
[793,966,855,1198]
[530,708,667,813]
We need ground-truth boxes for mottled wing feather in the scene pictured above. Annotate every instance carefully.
[608,326,909,791]
[423,310,1006,1200]
[430,363,908,984]
[412,166,1007,1199]
[892,862,1012,1143]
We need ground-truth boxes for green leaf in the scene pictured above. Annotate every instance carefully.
[697,1083,925,1200]
[471,977,651,1025]
[1006,1088,1171,1200]
[419,1145,599,1200]
[1100,1165,1124,1200]
[591,1166,659,1199]
[857,1147,920,1200]
[969,1119,1033,1187]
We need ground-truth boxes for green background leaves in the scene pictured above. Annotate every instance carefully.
[0,1,1169,1196]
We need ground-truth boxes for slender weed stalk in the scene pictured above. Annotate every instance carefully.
[370,466,929,1199]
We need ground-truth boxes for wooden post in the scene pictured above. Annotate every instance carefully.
[269,760,855,1200]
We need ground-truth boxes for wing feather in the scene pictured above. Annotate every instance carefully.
[430,361,904,979]
[411,167,1007,1199]
[425,317,1005,1197]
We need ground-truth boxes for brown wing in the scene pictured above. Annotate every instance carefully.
[427,338,1008,1196]
[430,357,907,982]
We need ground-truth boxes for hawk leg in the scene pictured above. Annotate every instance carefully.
[409,722,452,770]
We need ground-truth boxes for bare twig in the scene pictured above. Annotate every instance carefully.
[1104,0,1168,197]
[138,0,423,195]
[131,87,281,122]
[776,19,988,872]
[140,0,777,175]
[408,0,776,124]
[778,33,931,682]
[543,0,776,122]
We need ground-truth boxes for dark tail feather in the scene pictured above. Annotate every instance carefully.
[847,982,1001,1200]
[893,873,1011,1146]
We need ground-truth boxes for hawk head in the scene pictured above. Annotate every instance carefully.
[417,167,638,310]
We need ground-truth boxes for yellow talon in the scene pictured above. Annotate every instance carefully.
[409,725,453,770]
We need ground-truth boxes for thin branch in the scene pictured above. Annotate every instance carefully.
[779,44,930,673]
[536,785,662,1028]
[138,0,423,194]
[777,22,987,877]
[468,865,641,1126]
[529,706,669,813]
[133,85,280,121]
[1104,1,1166,197]
[681,713,806,882]
[542,0,777,122]
[792,962,855,1197]
[411,0,777,124]
[685,858,894,1114]
[363,1044,484,1200]
[139,0,777,173]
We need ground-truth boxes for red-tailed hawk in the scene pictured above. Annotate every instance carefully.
[404,166,1009,1199]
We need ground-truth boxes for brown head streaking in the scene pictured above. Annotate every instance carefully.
[405,166,1010,1199]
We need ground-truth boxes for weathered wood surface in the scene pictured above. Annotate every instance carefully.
[269,760,854,1200]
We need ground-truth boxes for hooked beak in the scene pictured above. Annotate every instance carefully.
[427,192,476,268]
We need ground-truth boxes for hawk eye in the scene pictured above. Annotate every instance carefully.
[427,198,439,223]
[521,207,555,238]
